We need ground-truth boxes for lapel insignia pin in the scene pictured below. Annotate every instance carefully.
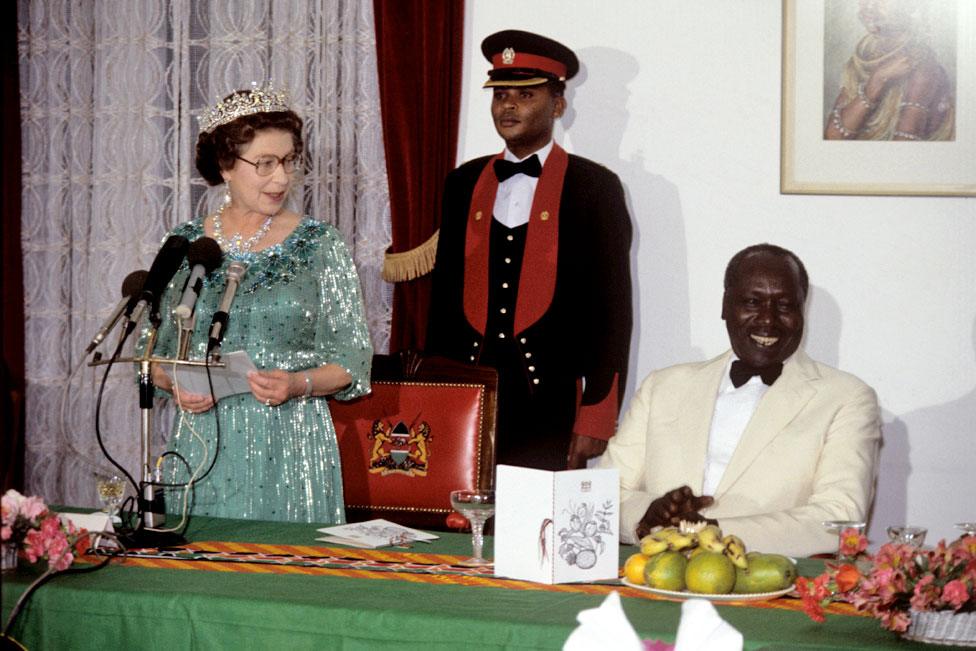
[502,47,515,64]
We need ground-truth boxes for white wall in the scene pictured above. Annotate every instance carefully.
[461,0,976,546]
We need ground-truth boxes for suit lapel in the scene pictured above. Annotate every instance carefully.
[713,351,819,498]
[674,352,730,493]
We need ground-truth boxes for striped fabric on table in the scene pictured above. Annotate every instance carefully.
[86,541,866,617]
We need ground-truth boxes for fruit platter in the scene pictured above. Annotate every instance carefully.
[621,522,797,602]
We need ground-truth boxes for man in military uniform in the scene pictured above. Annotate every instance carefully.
[427,30,633,470]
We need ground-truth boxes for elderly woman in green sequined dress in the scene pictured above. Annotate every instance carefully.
[149,85,372,524]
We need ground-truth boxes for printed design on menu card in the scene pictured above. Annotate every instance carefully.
[557,499,614,570]
[367,419,432,476]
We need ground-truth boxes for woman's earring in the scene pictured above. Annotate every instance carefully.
[222,180,231,207]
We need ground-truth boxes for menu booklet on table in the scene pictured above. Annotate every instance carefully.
[495,464,619,584]
[315,519,439,549]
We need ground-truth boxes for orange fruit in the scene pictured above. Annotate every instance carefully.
[623,553,649,585]
[685,551,735,594]
[644,551,687,591]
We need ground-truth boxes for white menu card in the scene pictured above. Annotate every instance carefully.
[494,464,619,584]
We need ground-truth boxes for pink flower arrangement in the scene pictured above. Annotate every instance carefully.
[2,489,87,571]
[798,528,976,633]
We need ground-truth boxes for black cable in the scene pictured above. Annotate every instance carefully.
[1,532,122,642]
[92,326,140,493]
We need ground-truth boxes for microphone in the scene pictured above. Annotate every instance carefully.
[173,237,223,320]
[85,270,148,354]
[207,261,247,354]
[122,235,190,337]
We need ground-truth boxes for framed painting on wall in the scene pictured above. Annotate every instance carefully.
[781,0,976,196]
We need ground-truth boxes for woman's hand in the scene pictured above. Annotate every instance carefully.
[248,369,301,407]
[865,55,913,102]
[174,387,216,414]
[152,364,215,414]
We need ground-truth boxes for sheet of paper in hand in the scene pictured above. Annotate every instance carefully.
[170,350,257,400]
[315,519,439,549]
[495,465,619,584]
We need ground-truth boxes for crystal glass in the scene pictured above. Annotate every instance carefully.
[822,520,866,560]
[450,489,495,566]
[955,522,976,536]
[95,474,125,523]
[886,525,927,547]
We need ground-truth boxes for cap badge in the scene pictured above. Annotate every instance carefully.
[502,47,515,65]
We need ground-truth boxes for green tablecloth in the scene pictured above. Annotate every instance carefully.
[1,514,962,650]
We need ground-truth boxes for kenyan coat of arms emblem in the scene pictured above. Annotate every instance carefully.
[367,419,432,476]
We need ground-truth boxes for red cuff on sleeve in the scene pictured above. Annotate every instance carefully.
[572,374,619,441]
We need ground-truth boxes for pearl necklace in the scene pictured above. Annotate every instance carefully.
[212,203,274,256]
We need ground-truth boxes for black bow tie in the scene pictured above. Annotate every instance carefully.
[493,155,542,182]
[729,360,783,388]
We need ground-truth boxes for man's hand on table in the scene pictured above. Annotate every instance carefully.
[635,485,716,539]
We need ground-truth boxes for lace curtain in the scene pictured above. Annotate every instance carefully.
[17,0,392,506]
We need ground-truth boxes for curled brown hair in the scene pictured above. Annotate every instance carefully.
[195,100,304,186]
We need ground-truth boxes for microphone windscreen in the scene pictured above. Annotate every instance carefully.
[187,237,223,273]
[121,269,149,298]
[142,235,189,300]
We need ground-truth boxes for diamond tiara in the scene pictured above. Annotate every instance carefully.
[197,82,292,134]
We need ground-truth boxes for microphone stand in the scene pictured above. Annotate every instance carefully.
[90,329,223,549]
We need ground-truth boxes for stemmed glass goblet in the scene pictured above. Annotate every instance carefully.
[450,489,495,566]
[886,525,927,548]
[822,520,866,560]
[95,474,125,524]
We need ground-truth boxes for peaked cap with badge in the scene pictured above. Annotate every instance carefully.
[481,29,580,88]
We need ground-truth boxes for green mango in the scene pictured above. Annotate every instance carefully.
[733,553,797,593]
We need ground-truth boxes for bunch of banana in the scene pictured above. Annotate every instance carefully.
[722,534,748,569]
[639,526,697,555]
[696,525,726,553]
[637,523,750,569]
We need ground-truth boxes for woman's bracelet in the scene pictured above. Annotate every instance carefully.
[899,100,929,112]
[856,83,876,111]
[303,371,313,398]
[830,108,857,139]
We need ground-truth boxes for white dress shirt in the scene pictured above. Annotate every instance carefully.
[492,140,554,228]
[701,356,770,495]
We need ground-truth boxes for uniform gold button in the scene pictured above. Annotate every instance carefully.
[502,282,509,288]
[520,337,527,344]
[528,365,535,372]
[500,308,507,314]
[533,378,540,384]
[506,234,514,241]
[470,355,476,361]
[475,211,482,221]
[504,257,511,264]
[525,352,532,358]
[498,333,505,339]
[540,210,549,221]
[473,341,478,347]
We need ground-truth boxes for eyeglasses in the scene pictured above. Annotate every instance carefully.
[235,153,302,176]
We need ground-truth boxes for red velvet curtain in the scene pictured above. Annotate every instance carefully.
[374,0,464,353]
[1,0,25,492]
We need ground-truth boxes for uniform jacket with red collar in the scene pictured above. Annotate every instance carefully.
[427,145,633,440]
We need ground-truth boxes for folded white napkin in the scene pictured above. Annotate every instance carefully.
[58,511,113,534]
[674,599,742,651]
[563,591,644,651]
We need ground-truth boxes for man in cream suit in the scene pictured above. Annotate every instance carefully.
[599,244,880,557]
